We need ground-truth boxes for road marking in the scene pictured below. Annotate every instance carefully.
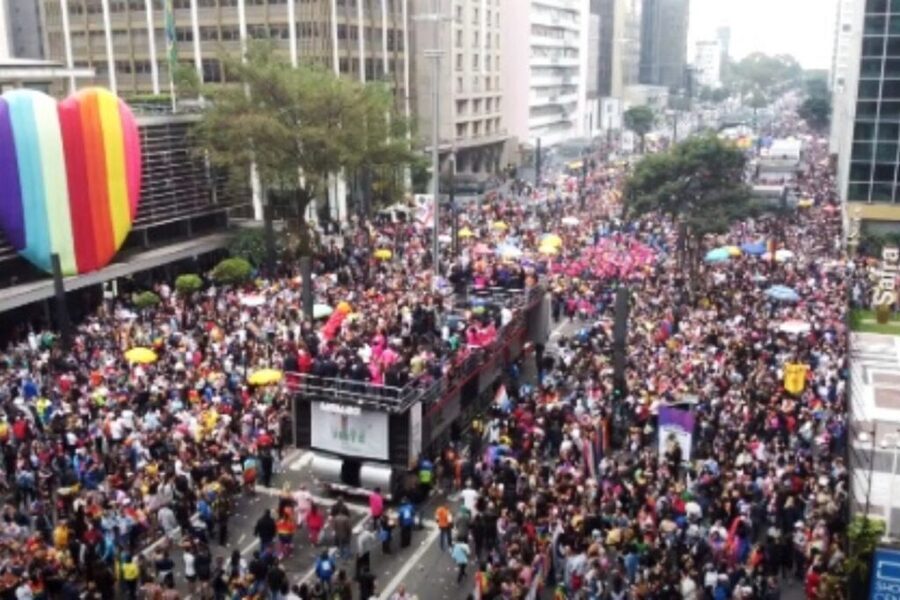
[290,452,313,471]
[377,526,441,600]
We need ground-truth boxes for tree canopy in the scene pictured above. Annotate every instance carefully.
[193,41,416,241]
[798,76,831,131]
[623,106,655,153]
[625,135,752,264]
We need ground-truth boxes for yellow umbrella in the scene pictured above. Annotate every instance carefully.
[458,227,475,238]
[248,369,283,386]
[797,198,814,208]
[373,248,392,260]
[538,244,560,256]
[725,245,742,257]
[492,221,509,231]
[541,234,563,248]
[336,301,352,315]
[124,347,157,364]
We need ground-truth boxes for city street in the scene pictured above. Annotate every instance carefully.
[145,448,472,599]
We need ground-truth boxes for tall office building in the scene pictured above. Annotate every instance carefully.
[37,0,410,106]
[638,0,688,90]
[588,0,639,137]
[8,0,44,58]
[837,0,900,230]
[410,0,510,180]
[716,25,730,62]
[502,0,591,147]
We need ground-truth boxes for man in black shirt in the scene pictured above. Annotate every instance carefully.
[356,566,376,599]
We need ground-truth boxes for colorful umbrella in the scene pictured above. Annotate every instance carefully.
[492,221,509,231]
[499,245,523,259]
[124,347,158,364]
[704,248,731,263]
[458,227,475,238]
[740,242,766,256]
[541,234,563,248]
[797,198,814,208]
[765,285,800,303]
[725,245,741,257]
[538,244,560,256]
[373,248,392,260]
[248,369,283,386]
[473,243,492,255]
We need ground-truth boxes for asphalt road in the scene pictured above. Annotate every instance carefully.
[142,448,472,600]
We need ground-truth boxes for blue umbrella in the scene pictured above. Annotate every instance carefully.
[740,242,767,256]
[765,285,800,302]
[704,248,731,263]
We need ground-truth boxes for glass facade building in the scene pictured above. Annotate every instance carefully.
[849,0,900,204]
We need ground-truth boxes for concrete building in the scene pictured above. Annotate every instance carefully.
[36,1,409,102]
[35,0,411,224]
[693,39,721,89]
[834,0,900,233]
[0,0,8,59]
[502,0,591,147]
[638,0,688,90]
[410,0,509,181]
[8,0,44,58]
[587,0,640,140]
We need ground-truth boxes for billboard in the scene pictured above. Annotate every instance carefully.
[872,546,900,600]
[0,88,141,275]
[310,401,389,461]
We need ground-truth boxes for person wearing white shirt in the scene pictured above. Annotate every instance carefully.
[460,483,479,516]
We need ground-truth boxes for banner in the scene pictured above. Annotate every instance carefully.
[414,194,433,225]
[870,546,900,599]
[310,401,389,460]
[783,363,809,395]
[658,406,694,460]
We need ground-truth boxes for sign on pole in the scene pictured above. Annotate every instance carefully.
[871,546,900,599]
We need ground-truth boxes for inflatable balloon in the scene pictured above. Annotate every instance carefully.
[0,87,141,275]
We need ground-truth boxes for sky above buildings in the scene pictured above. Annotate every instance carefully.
[689,0,838,70]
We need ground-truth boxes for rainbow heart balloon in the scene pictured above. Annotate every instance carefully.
[0,87,141,276]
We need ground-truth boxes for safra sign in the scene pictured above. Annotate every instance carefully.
[873,246,900,307]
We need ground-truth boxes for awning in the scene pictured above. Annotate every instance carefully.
[0,232,230,313]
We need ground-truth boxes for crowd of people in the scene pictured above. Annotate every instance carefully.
[429,127,850,599]
[0,101,855,600]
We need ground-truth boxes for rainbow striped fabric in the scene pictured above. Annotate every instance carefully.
[0,87,141,276]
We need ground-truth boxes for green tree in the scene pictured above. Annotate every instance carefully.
[193,41,416,254]
[174,274,203,296]
[799,95,831,130]
[228,227,282,268]
[211,257,253,285]
[624,106,655,153]
[624,134,752,274]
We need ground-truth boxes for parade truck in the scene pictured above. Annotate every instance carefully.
[286,283,550,500]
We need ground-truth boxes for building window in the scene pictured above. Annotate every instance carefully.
[457,77,463,92]
[473,8,478,24]
[472,54,479,69]
[456,99,467,115]
[455,5,462,23]
[456,53,463,71]
[455,29,462,48]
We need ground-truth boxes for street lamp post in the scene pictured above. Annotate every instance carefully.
[425,48,443,285]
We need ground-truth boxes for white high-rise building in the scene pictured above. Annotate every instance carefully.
[693,40,721,89]
[831,0,859,155]
[502,0,590,147]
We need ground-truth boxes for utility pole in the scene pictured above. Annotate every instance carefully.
[415,4,448,288]
[450,153,459,259]
[535,137,542,189]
